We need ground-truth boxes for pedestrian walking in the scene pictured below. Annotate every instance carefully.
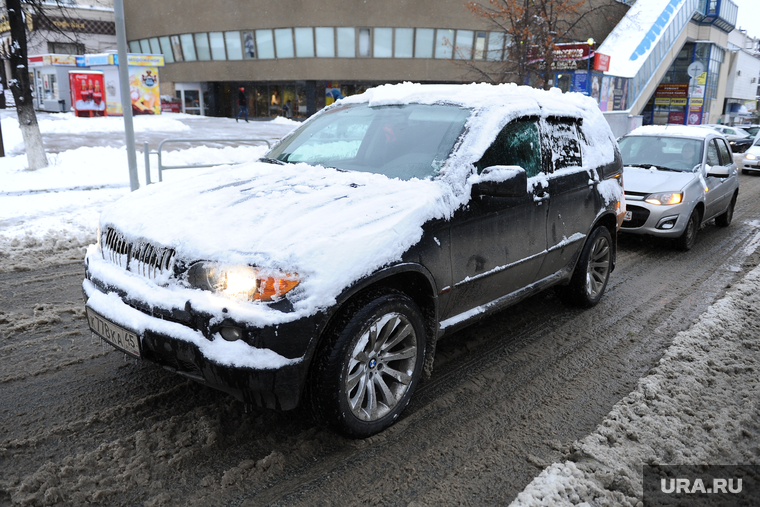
[236,87,248,122]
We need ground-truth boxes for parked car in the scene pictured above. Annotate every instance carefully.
[83,83,624,437]
[702,124,753,153]
[739,135,760,174]
[739,124,760,138]
[618,125,739,250]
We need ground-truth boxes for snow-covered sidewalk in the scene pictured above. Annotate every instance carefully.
[511,265,760,506]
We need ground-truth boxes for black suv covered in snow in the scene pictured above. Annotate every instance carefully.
[83,83,624,437]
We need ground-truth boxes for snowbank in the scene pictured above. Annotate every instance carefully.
[510,265,760,506]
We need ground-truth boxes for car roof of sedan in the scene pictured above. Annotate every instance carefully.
[626,125,720,140]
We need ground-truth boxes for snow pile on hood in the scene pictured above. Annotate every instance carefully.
[510,264,760,506]
[99,161,456,314]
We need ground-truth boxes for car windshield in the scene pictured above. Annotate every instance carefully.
[618,135,704,172]
[266,103,471,180]
[744,126,760,137]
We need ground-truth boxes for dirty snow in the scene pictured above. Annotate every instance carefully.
[511,264,760,506]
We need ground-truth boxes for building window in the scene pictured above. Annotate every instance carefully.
[315,27,335,57]
[395,28,413,58]
[47,41,84,54]
[242,31,255,59]
[295,27,314,57]
[209,32,226,60]
[374,28,392,58]
[159,36,174,63]
[415,28,435,58]
[337,27,355,57]
[256,29,275,59]
[139,39,151,53]
[274,28,294,58]
[487,32,505,61]
[179,33,197,61]
[474,32,486,60]
[225,31,243,60]
[455,30,474,60]
[171,35,184,62]
[435,29,454,59]
[149,38,161,54]
[194,33,211,61]
[358,28,371,57]
[128,41,140,53]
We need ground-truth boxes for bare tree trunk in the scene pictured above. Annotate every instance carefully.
[7,0,48,170]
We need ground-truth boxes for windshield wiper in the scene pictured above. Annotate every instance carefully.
[627,163,680,172]
[259,157,287,165]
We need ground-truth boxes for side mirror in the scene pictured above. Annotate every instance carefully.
[471,165,528,197]
[706,165,730,178]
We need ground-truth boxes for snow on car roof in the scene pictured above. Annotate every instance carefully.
[626,125,719,139]
[339,81,591,118]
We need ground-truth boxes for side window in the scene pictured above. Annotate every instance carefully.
[716,138,732,165]
[706,139,721,166]
[546,119,582,171]
[477,119,542,177]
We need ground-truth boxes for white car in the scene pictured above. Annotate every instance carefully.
[740,136,760,175]
[618,125,739,250]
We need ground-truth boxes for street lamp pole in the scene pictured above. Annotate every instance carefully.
[587,38,595,96]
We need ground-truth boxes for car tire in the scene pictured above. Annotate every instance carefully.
[715,194,737,227]
[558,226,612,308]
[309,291,426,438]
[676,208,701,251]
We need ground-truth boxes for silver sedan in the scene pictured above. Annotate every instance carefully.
[618,125,739,250]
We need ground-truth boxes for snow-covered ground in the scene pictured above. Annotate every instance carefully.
[0,110,298,270]
[1,109,757,505]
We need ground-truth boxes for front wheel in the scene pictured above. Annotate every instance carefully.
[676,208,701,251]
[309,291,426,438]
[558,226,612,308]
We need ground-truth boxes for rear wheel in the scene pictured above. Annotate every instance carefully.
[558,226,612,308]
[309,291,426,438]
[676,208,701,251]
[715,194,736,227]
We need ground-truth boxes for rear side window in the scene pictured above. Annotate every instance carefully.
[716,138,732,165]
[477,119,542,177]
[546,119,582,171]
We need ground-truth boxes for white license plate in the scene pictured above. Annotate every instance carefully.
[624,210,633,221]
[86,307,141,357]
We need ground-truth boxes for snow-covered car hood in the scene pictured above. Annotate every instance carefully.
[98,161,457,312]
[623,165,697,194]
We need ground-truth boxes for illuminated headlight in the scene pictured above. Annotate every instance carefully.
[745,153,757,160]
[645,192,683,205]
[186,262,299,302]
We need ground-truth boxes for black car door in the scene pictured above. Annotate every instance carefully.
[443,118,549,321]
[537,117,598,280]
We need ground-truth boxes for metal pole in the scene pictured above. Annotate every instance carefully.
[143,142,151,184]
[114,0,140,191]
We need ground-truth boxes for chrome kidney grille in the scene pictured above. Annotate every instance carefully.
[101,227,175,280]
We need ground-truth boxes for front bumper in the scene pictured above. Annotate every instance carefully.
[83,271,321,411]
[741,158,760,172]
[620,199,691,238]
